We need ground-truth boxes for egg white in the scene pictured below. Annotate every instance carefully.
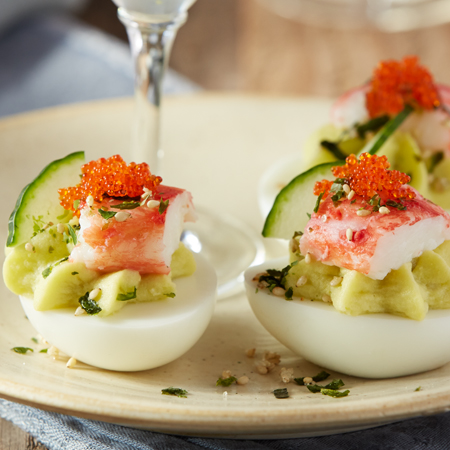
[20,253,217,372]
[245,258,450,379]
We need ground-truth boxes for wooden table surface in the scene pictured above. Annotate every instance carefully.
[3,0,450,447]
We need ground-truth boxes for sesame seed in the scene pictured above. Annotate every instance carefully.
[322,294,332,303]
[330,276,343,287]
[357,209,371,217]
[74,307,86,316]
[280,368,294,383]
[348,190,355,200]
[25,243,34,252]
[222,370,232,378]
[296,275,307,287]
[147,199,160,209]
[48,346,59,358]
[346,228,353,241]
[237,376,249,385]
[223,391,228,399]
[256,365,268,375]
[321,215,327,222]
[303,376,313,385]
[305,253,312,264]
[246,348,256,358]
[272,287,286,297]
[86,195,94,207]
[89,288,100,300]
[66,357,77,369]
[143,187,151,194]
[115,211,131,222]
[56,223,66,234]
[343,184,351,194]
[379,206,390,214]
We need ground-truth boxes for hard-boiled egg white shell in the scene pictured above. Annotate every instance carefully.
[245,258,450,379]
[21,253,217,372]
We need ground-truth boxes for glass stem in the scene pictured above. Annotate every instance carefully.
[118,9,187,176]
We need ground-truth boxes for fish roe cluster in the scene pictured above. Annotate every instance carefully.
[58,155,162,213]
[314,153,416,203]
[366,56,441,118]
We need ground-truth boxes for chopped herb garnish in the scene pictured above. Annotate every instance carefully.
[306,384,322,393]
[162,387,188,398]
[216,376,237,387]
[78,292,102,315]
[324,379,345,390]
[71,272,79,275]
[48,246,54,254]
[12,347,33,354]
[307,212,311,219]
[31,337,38,344]
[293,231,303,238]
[165,292,176,298]
[294,377,306,386]
[321,389,350,398]
[67,224,77,245]
[314,192,324,213]
[415,386,422,392]
[111,201,141,210]
[98,209,117,220]
[42,267,52,279]
[40,349,48,353]
[116,287,137,302]
[258,261,299,292]
[73,199,80,210]
[159,198,169,214]
[320,140,347,160]
[385,199,407,211]
[312,371,331,382]
[285,287,294,300]
[273,388,289,399]
[306,379,346,395]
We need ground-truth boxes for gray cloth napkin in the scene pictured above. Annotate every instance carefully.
[1,399,450,449]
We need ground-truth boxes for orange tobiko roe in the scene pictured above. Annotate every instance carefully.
[366,56,441,118]
[58,155,162,214]
[313,153,416,203]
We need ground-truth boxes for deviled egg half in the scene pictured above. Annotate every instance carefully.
[4,152,216,371]
[247,151,450,378]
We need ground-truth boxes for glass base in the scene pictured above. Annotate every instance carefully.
[181,206,265,299]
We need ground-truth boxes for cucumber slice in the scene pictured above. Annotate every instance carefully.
[7,152,85,247]
[262,161,343,240]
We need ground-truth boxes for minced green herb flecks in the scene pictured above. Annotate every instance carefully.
[216,376,237,387]
[162,387,188,398]
[12,347,33,354]
[273,388,289,399]
[116,287,137,302]
[78,292,102,315]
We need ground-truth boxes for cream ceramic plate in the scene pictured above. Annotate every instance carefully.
[2,95,450,438]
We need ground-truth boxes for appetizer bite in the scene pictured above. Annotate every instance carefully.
[302,56,450,209]
[246,153,450,378]
[3,153,216,371]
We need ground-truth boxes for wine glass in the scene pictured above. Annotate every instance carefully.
[112,0,265,298]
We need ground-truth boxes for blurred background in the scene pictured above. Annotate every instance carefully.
[2,0,450,118]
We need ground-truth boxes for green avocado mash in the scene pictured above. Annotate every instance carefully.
[284,240,450,321]
[3,225,196,317]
